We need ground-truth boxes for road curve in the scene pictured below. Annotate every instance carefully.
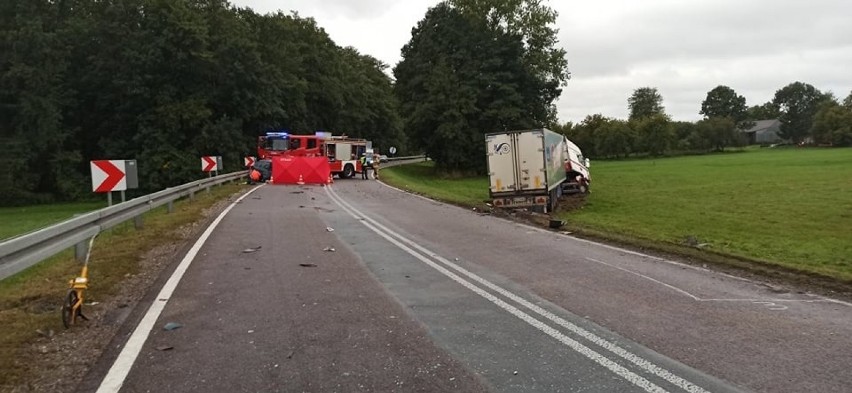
[82,179,851,393]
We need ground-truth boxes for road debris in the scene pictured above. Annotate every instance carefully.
[163,322,183,331]
[323,247,336,252]
[156,345,174,351]
[326,227,335,232]
[242,245,262,253]
[299,263,318,267]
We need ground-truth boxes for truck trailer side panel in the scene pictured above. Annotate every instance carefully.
[486,129,568,211]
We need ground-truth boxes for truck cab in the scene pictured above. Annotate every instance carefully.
[562,137,591,194]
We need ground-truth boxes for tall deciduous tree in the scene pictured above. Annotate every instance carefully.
[394,2,542,172]
[772,81,833,143]
[700,85,747,123]
[449,0,569,124]
[628,87,665,121]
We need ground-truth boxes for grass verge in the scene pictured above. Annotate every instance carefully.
[0,183,247,389]
[381,149,852,289]
[0,202,105,240]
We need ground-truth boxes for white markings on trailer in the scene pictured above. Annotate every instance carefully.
[325,186,711,393]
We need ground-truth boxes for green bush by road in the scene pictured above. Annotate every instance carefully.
[382,148,852,282]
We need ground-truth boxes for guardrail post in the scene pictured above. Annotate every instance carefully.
[167,201,174,213]
[75,241,89,263]
[134,216,143,229]
[189,190,195,202]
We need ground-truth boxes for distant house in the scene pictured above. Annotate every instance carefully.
[741,119,784,145]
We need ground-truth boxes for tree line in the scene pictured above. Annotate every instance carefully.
[0,0,405,205]
[2,0,850,206]
[558,83,852,160]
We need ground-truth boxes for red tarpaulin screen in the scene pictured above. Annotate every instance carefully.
[270,156,331,185]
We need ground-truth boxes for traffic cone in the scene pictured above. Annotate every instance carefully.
[297,174,304,185]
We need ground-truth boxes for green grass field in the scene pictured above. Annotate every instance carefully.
[382,148,852,282]
[0,202,106,240]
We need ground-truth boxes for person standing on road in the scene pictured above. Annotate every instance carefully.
[372,157,380,180]
[360,154,370,180]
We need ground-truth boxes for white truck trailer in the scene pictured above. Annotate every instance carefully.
[486,129,569,213]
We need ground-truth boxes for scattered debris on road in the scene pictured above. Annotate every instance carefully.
[156,345,174,351]
[242,246,262,253]
[323,247,336,252]
[326,227,335,232]
[299,263,318,268]
[163,322,183,331]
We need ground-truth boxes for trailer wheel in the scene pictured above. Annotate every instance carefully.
[342,164,354,178]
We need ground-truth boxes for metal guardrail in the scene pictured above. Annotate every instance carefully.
[0,171,246,281]
[382,155,427,165]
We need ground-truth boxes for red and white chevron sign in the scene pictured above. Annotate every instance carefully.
[201,156,218,172]
[90,160,127,193]
[244,156,256,168]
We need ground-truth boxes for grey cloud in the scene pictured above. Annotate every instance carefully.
[560,0,852,79]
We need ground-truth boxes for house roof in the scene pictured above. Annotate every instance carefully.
[742,119,781,133]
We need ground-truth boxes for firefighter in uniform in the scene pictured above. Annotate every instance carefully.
[360,154,370,179]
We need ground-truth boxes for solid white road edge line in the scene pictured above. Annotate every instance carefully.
[326,187,705,393]
[96,185,262,393]
[379,179,851,307]
[587,257,837,304]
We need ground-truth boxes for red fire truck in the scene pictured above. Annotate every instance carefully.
[256,132,370,180]
[323,135,370,178]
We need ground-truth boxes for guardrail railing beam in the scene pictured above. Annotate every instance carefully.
[0,171,246,281]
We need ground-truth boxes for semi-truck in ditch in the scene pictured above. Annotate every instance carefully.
[485,129,590,213]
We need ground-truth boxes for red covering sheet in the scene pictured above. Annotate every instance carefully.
[270,156,331,185]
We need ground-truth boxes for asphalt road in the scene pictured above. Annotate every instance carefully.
[82,179,852,393]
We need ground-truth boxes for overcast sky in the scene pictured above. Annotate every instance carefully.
[230,0,852,124]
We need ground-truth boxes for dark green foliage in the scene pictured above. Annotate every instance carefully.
[0,0,403,205]
[594,119,634,159]
[628,87,665,121]
[745,102,781,121]
[700,85,747,123]
[690,117,741,152]
[772,81,833,143]
[810,101,852,146]
[394,1,568,173]
[631,114,673,156]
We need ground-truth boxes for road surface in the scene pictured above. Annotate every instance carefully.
[80,179,852,392]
